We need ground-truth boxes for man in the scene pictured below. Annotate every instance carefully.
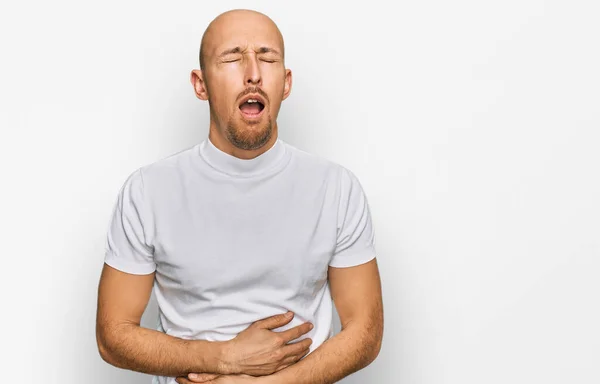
[96,9,383,384]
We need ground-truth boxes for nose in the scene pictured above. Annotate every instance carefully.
[244,55,261,85]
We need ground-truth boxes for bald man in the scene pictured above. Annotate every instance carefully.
[96,9,383,384]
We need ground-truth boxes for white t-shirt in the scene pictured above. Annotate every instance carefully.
[104,136,376,383]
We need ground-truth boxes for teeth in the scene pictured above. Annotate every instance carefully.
[247,99,258,103]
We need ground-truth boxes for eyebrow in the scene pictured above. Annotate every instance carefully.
[218,46,281,57]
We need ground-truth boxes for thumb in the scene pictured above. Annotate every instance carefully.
[187,373,221,382]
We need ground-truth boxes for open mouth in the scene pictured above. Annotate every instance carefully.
[239,98,265,119]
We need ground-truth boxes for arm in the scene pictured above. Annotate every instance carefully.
[262,258,384,384]
[96,263,227,377]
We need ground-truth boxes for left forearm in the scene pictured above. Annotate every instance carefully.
[263,320,382,384]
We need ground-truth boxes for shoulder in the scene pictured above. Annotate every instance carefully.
[284,141,366,194]
[282,140,350,181]
[134,143,199,184]
[111,144,198,206]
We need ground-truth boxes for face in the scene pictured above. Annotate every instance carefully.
[191,12,292,151]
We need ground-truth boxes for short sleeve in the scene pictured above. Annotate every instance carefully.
[104,168,156,275]
[329,167,377,268]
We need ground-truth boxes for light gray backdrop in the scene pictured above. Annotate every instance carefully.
[1,0,599,383]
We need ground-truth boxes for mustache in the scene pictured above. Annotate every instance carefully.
[237,87,269,103]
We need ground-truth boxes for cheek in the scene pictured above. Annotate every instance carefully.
[208,81,239,113]
[270,101,283,115]
[264,80,286,106]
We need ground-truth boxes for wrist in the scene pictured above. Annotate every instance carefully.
[215,339,240,375]
[190,339,233,375]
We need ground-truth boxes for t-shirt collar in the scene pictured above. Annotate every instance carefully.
[198,135,286,177]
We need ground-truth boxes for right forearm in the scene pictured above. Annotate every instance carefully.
[97,322,226,377]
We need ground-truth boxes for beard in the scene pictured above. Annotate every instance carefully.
[225,114,273,151]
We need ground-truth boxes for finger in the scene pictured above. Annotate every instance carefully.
[282,345,310,365]
[278,322,313,342]
[287,345,311,362]
[274,347,310,372]
[188,373,221,382]
[253,311,294,330]
[280,337,313,358]
[176,377,191,384]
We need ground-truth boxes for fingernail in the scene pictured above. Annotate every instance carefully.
[189,373,198,379]
[286,311,293,317]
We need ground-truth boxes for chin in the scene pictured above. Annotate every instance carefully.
[226,118,273,151]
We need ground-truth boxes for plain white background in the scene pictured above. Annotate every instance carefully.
[1,0,598,383]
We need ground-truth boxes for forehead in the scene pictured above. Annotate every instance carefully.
[206,16,283,57]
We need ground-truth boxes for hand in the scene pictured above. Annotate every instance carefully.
[176,373,259,384]
[220,311,313,376]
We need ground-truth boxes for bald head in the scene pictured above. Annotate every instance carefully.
[189,8,292,153]
[199,9,285,70]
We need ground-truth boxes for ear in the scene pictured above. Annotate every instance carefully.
[282,68,292,101]
[190,69,209,100]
